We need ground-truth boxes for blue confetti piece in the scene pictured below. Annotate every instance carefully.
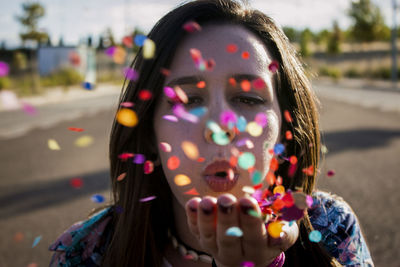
[236,116,247,132]
[82,82,94,90]
[189,107,207,117]
[225,226,243,237]
[91,194,105,203]
[273,143,285,155]
[134,35,147,47]
[251,170,263,185]
[32,235,42,248]
[309,230,322,242]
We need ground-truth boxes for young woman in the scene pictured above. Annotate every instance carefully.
[49,1,374,266]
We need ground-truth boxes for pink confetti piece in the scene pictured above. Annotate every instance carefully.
[164,86,176,99]
[120,102,134,107]
[268,61,279,73]
[160,142,172,152]
[105,46,116,57]
[252,78,266,90]
[163,115,178,122]
[123,67,139,81]
[0,61,10,77]
[254,113,268,127]
[327,170,336,177]
[183,21,201,33]
[220,110,237,125]
[172,104,198,123]
[139,195,157,202]
[21,102,37,115]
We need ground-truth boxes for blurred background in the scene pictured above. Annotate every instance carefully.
[0,0,399,266]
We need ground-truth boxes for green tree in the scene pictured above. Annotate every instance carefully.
[327,21,342,54]
[283,27,299,42]
[348,0,388,42]
[300,28,313,57]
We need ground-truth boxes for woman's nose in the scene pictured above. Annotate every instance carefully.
[204,124,236,145]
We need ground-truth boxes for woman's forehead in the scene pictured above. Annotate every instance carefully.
[166,23,274,82]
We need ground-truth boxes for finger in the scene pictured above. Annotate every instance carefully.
[185,197,201,238]
[269,221,299,251]
[198,196,218,254]
[216,194,242,263]
[239,197,271,259]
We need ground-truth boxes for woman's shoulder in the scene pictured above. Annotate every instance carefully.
[309,191,374,266]
[49,206,113,267]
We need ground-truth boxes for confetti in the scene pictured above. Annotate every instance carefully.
[122,36,133,47]
[117,173,127,181]
[228,77,237,87]
[48,139,61,150]
[273,185,285,195]
[0,61,10,76]
[32,236,42,248]
[246,121,262,137]
[184,188,200,195]
[269,158,279,171]
[134,34,147,46]
[247,209,261,218]
[309,230,322,243]
[70,178,83,189]
[327,170,335,177]
[174,86,188,104]
[226,44,238,53]
[140,195,157,202]
[289,155,298,164]
[283,110,293,123]
[22,102,37,115]
[164,86,177,99]
[302,165,314,176]
[74,135,94,147]
[91,194,105,203]
[205,59,215,71]
[105,46,116,56]
[167,156,180,170]
[196,80,206,88]
[119,153,134,161]
[282,193,294,207]
[181,141,199,160]
[242,186,255,195]
[144,160,154,174]
[226,226,243,237]
[138,89,152,101]
[68,127,84,132]
[321,145,329,154]
[241,51,250,59]
[266,172,276,186]
[236,116,247,132]
[163,115,178,122]
[189,106,207,117]
[241,261,255,267]
[268,61,279,73]
[120,102,134,107]
[252,78,266,90]
[183,21,201,32]
[220,110,237,126]
[173,104,198,123]
[174,174,191,186]
[116,108,138,127]
[159,143,171,153]
[272,198,285,210]
[113,46,126,64]
[212,131,230,146]
[160,68,171,76]
[251,170,263,185]
[143,39,155,59]
[124,67,139,81]
[285,130,293,140]
[273,143,285,155]
[238,152,256,170]
[133,154,146,164]
[267,221,282,238]
[240,79,251,91]
[82,81,94,90]
[69,51,80,66]
[14,232,24,242]
[0,90,20,110]
[254,113,268,127]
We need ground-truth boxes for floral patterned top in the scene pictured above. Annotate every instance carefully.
[49,191,374,266]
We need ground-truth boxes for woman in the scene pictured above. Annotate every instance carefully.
[49,0,374,266]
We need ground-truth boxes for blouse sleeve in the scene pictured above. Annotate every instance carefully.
[309,191,374,267]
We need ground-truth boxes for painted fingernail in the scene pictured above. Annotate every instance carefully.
[240,203,253,215]
[188,201,197,212]
[218,197,234,214]
[201,200,214,215]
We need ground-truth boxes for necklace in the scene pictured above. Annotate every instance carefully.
[168,229,213,264]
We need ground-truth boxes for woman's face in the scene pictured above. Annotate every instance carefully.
[153,24,282,207]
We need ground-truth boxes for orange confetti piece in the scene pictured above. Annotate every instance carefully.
[272,198,285,210]
[240,79,251,92]
[284,110,293,123]
[181,141,199,160]
[167,156,180,170]
[68,127,84,132]
[117,173,127,181]
[268,221,283,238]
[266,172,276,186]
[289,156,298,165]
[184,188,199,195]
[241,51,250,59]
[226,44,238,53]
[174,86,188,104]
[302,165,314,176]
[14,232,24,242]
[196,81,206,88]
[269,158,279,171]
[273,185,285,195]
[197,157,205,162]
[228,77,237,87]
[174,174,191,186]
[116,108,138,127]
[285,130,293,140]
[229,156,238,167]
[160,68,170,76]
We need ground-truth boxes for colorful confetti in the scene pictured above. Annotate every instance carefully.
[163,115,178,122]
[48,139,61,150]
[69,51,80,66]
[268,61,279,73]
[285,130,293,140]
[236,116,247,132]
[0,61,10,76]
[240,79,251,91]
[251,170,263,185]
[32,235,42,248]
[226,44,238,53]
[242,186,255,195]
[267,221,283,238]
[117,173,127,181]
[134,34,147,46]
[113,46,126,64]
[196,80,206,88]
[184,188,200,195]
[246,121,262,137]
[167,156,180,170]
[22,102,37,115]
[174,86,188,104]
[241,51,250,59]
[241,261,255,267]
[140,195,157,202]
[189,106,207,117]
[133,154,146,164]
[118,153,134,161]
[252,78,266,90]
[321,145,329,154]
[124,67,139,81]
[14,232,24,242]
[0,90,20,110]
[309,230,322,242]
[283,110,293,123]
[74,135,94,147]
[238,152,256,170]
[82,81,94,90]
[143,38,155,59]
[173,104,198,123]
[120,102,134,107]
[302,165,314,176]
[254,113,268,127]
[68,127,84,132]
[273,143,285,155]
[116,108,138,127]
[91,194,105,203]
[174,174,191,186]
[183,21,201,33]
[181,141,199,160]
[327,170,335,177]
[144,160,154,174]
[70,178,83,189]
[122,36,133,47]
[138,89,152,101]
[226,226,243,237]
[105,46,116,57]
[160,142,172,152]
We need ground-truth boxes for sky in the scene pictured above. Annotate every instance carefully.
[0,0,394,48]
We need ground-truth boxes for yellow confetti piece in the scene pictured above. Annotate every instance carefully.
[143,39,155,59]
[268,221,283,238]
[116,108,138,127]
[174,174,191,186]
[273,185,285,195]
[48,139,61,150]
[74,135,94,147]
[246,121,263,137]
[181,141,199,160]
[242,186,255,195]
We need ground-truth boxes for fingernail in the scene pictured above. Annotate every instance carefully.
[188,201,197,213]
[218,197,234,214]
[240,203,253,215]
[201,200,214,215]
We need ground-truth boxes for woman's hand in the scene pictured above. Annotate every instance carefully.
[185,194,299,267]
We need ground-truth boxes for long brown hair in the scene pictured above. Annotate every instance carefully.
[103,0,341,266]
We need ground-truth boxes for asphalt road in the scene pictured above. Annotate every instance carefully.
[0,85,399,267]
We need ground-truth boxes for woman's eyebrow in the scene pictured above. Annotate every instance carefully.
[166,76,203,87]
[230,74,262,82]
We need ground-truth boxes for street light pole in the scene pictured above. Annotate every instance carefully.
[391,0,398,87]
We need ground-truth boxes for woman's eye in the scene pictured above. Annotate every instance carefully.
[231,96,265,106]
[185,96,204,106]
